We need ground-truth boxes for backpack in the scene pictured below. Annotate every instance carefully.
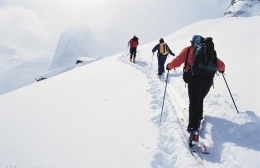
[130,37,139,47]
[191,36,218,78]
[159,43,169,55]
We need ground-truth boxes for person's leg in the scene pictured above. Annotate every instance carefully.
[161,56,167,74]
[133,48,137,63]
[187,77,213,145]
[157,57,161,75]
[187,83,202,145]
[158,56,167,75]
[197,78,213,127]
[130,48,134,62]
[188,84,202,131]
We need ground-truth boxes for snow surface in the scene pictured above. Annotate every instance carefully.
[0,50,53,95]
[1,16,260,168]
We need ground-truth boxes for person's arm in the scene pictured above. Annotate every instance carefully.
[152,44,159,53]
[167,47,190,70]
[167,44,175,56]
[128,39,133,46]
[217,58,225,73]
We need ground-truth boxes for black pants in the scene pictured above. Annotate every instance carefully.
[130,47,137,59]
[187,75,213,130]
[157,55,167,75]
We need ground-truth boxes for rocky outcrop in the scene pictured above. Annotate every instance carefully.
[224,0,260,17]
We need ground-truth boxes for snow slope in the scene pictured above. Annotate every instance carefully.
[1,16,260,168]
[0,49,53,95]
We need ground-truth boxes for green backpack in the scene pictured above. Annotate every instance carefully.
[191,36,218,78]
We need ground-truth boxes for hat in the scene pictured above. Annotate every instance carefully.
[191,35,200,42]
[159,38,164,43]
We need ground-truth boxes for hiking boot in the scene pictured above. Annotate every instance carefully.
[133,57,136,63]
[130,58,132,62]
[157,74,163,79]
[189,130,199,146]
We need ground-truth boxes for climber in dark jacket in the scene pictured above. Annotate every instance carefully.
[152,38,175,76]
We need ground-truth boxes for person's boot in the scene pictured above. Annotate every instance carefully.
[187,128,199,147]
[130,58,132,62]
[133,57,136,63]
[189,130,199,147]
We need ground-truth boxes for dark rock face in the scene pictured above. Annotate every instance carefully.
[224,0,260,17]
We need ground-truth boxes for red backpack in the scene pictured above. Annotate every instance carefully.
[129,37,139,47]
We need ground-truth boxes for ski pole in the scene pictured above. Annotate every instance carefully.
[126,46,129,57]
[122,46,129,58]
[149,54,154,74]
[159,70,170,127]
[222,73,239,113]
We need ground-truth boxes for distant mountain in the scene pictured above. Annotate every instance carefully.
[0,28,53,95]
[49,25,121,70]
[224,0,260,17]
[49,25,93,70]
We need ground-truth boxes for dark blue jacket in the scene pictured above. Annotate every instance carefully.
[152,43,175,56]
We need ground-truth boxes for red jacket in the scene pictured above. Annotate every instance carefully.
[167,46,225,72]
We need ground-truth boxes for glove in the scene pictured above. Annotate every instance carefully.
[219,70,225,73]
[166,63,171,71]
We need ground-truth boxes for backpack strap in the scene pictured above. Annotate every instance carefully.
[183,47,191,72]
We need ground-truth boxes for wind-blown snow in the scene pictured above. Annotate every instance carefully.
[1,16,260,168]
